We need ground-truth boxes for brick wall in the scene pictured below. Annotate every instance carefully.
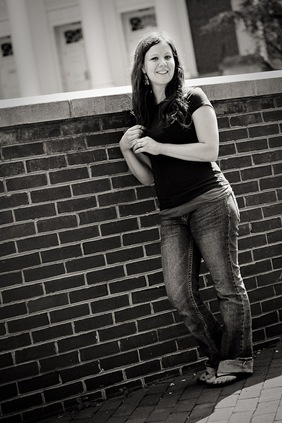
[0,73,281,423]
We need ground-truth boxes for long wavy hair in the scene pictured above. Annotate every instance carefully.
[131,32,191,129]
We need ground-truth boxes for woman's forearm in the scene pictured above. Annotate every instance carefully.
[120,146,154,186]
[158,141,218,162]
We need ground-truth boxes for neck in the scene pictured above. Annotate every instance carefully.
[152,86,166,104]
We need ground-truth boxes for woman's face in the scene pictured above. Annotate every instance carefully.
[143,41,175,89]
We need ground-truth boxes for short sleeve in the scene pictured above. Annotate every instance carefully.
[186,87,213,115]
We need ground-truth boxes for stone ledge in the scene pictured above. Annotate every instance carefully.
[0,71,281,128]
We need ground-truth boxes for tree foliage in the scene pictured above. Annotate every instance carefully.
[202,0,282,70]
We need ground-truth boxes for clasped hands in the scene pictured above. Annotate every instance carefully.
[121,125,160,156]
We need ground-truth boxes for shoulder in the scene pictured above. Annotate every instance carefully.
[185,86,209,101]
[184,86,212,114]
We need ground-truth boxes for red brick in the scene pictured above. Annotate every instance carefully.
[0,222,36,242]
[87,265,125,284]
[40,351,79,372]
[65,254,105,273]
[31,185,71,203]
[83,235,121,255]
[0,253,40,272]
[74,313,113,332]
[110,276,146,294]
[14,203,56,221]
[125,360,161,379]
[8,313,49,334]
[260,175,282,190]
[99,322,136,342]
[240,165,272,180]
[138,312,174,332]
[44,137,86,154]
[115,304,151,323]
[80,341,119,361]
[58,332,97,353]
[85,370,124,391]
[26,155,67,172]
[106,246,144,265]
[59,225,99,243]
[0,302,27,320]
[0,362,38,384]
[98,189,136,206]
[57,196,97,213]
[0,382,18,402]
[3,142,44,159]
[126,257,162,276]
[253,149,282,165]
[0,161,25,177]
[101,217,139,236]
[32,323,73,343]
[37,215,77,232]
[50,304,90,324]
[230,113,262,126]
[101,351,139,371]
[0,241,16,257]
[60,361,100,383]
[18,372,60,394]
[15,343,56,364]
[17,233,58,253]
[219,155,252,170]
[68,149,107,164]
[219,128,248,142]
[0,210,13,225]
[44,274,85,294]
[91,294,129,314]
[6,173,47,191]
[1,393,42,414]
[79,206,117,224]
[119,200,156,217]
[90,161,128,177]
[24,263,65,282]
[236,138,267,153]
[72,178,111,195]
[27,293,68,313]
[44,381,84,402]
[41,244,82,263]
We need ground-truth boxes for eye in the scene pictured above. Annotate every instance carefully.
[150,56,158,61]
[165,55,172,60]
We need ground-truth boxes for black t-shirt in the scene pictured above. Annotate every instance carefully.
[146,87,221,210]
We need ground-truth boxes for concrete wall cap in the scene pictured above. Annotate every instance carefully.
[0,71,281,128]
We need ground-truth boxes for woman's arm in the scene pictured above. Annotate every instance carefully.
[120,125,154,186]
[134,106,219,162]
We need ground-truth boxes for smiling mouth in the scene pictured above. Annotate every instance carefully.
[157,71,168,74]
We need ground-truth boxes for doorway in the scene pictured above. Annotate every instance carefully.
[0,36,20,99]
[54,22,91,92]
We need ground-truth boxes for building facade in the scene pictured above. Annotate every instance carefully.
[0,0,256,99]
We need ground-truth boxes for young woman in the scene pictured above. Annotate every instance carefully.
[119,32,253,387]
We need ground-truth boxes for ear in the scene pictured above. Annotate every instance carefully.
[142,68,146,74]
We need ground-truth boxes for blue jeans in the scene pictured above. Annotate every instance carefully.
[160,192,253,375]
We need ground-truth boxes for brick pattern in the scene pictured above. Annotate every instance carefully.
[0,93,281,423]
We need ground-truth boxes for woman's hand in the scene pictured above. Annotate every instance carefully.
[132,136,161,156]
[120,125,145,151]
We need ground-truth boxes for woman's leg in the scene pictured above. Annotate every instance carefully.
[189,193,253,378]
[160,215,222,369]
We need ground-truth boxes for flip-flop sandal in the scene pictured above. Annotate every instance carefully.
[197,366,217,385]
[206,372,251,388]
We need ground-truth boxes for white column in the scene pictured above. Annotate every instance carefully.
[6,0,41,97]
[154,0,198,77]
[79,0,113,88]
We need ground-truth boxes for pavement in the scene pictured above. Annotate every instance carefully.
[40,340,282,423]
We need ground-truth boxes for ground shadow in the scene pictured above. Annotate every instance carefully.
[39,341,282,423]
